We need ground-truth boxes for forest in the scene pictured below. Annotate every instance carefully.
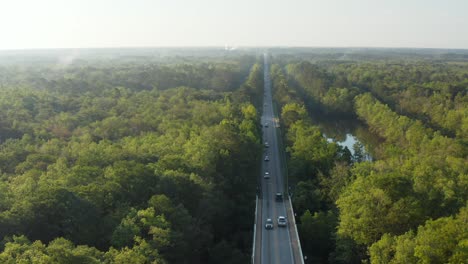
[269,50,467,263]
[0,50,263,263]
[0,48,466,263]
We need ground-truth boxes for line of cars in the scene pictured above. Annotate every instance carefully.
[264,124,270,176]
[264,192,287,229]
[262,120,288,229]
[265,216,288,229]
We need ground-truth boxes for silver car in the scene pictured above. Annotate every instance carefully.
[277,216,287,227]
[265,218,273,229]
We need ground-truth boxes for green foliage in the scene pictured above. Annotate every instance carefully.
[338,78,466,260]
[299,210,337,262]
[369,206,468,264]
[321,87,359,115]
[329,235,366,264]
[293,181,322,215]
[319,162,353,203]
[0,236,105,264]
[2,49,466,263]
[0,54,263,263]
[337,169,424,245]
[271,53,467,263]
[105,237,164,264]
[270,64,303,108]
[335,62,468,138]
[286,121,339,181]
[281,103,308,128]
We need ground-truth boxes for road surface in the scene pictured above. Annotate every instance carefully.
[253,54,303,264]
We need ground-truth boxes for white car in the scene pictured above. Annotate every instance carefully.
[264,171,270,179]
[277,216,287,227]
[264,142,269,148]
[265,218,273,229]
[264,155,270,162]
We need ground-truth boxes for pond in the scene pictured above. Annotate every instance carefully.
[311,115,382,161]
[325,133,372,161]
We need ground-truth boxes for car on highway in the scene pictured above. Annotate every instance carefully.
[264,142,269,148]
[275,192,282,202]
[264,122,269,127]
[277,216,287,227]
[264,155,270,161]
[264,171,270,179]
[265,218,273,229]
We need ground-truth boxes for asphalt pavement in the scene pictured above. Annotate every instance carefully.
[253,54,302,264]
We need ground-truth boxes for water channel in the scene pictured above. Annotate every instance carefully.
[311,114,382,161]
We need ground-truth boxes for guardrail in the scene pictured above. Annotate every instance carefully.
[288,196,305,264]
[252,195,259,264]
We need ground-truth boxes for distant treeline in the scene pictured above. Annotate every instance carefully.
[269,47,468,63]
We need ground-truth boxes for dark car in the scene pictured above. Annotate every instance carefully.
[265,218,273,229]
[264,155,270,161]
[275,192,282,202]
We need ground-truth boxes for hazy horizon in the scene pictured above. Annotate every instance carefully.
[1,0,467,50]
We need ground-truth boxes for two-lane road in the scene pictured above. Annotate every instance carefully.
[254,53,301,264]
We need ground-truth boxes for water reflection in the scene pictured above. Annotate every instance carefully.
[326,133,372,161]
[311,115,382,160]
[326,133,356,153]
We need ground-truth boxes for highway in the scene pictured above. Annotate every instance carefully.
[253,54,303,264]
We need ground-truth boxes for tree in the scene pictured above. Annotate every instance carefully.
[369,205,467,264]
[299,210,337,262]
[293,181,322,215]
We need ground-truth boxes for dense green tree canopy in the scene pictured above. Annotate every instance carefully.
[1,48,467,263]
[0,52,263,263]
[270,51,467,263]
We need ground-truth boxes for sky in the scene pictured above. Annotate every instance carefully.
[0,0,467,50]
